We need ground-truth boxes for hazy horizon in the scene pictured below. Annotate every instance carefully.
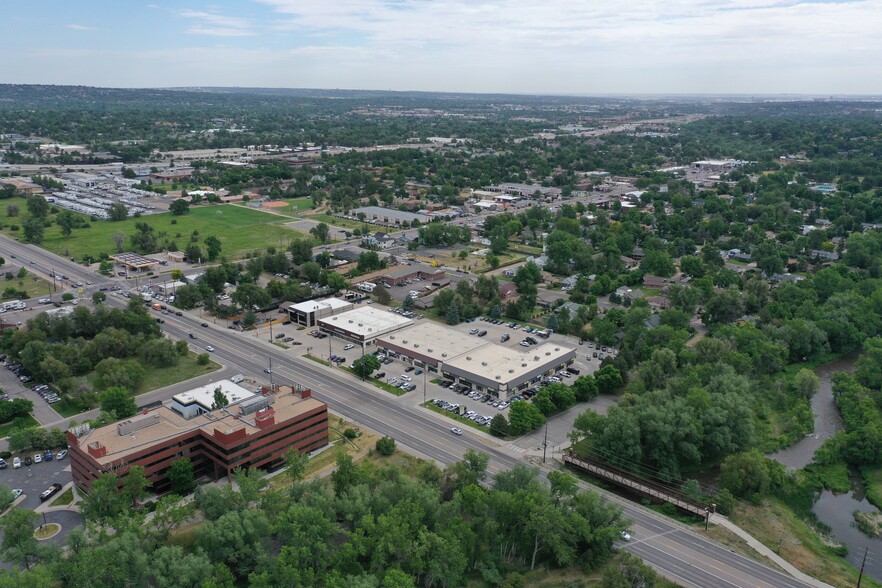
[2,1,881,95]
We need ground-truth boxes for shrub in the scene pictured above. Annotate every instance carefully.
[375,436,396,456]
[197,353,210,365]
[343,428,359,439]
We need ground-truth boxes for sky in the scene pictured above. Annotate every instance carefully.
[1,0,880,95]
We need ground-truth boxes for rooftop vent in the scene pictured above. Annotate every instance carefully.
[466,356,472,361]
[495,375,501,380]
[509,369,515,373]
[442,353,447,357]
[482,361,487,366]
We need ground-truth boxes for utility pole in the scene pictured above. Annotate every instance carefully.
[542,420,549,463]
[857,546,869,588]
[704,507,710,531]
[268,356,274,389]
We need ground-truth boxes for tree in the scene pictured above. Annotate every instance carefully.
[168,458,196,496]
[375,436,396,456]
[0,507,39,570]
[123,465,151,508]
[601,552,662,588]
[95,358,145,391]
[374,286,392,305]
[446,301,460,325]
[79,472,127,523]
[92,291,107,304]
[169,199,190,216]
[204,236,222,261]
[211,386,229,410]
[793,368,820,400]
[490,413,509,437]
[5,203,19,218]
[57,210,75,236]
[109,202,129,221]
[284,448,308,488]
[25,195,48,218]
[100,387,138,420]
[594,365,624,394]
[196,509,270,577]
[572,375,599,402]
[21,215,44,244]
[486,253,500,269]
[352,354,380,378]
[640,249,675,277]
[185,244,203,263]
[719,449,784,500]
[508,400,546,435]
[289,238,314,264]
[310,222,330,244]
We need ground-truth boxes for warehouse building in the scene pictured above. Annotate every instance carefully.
[287,297,354,327]
[317,307,412,346]
[67,380,328,494]
[377,266,446,286]
[376,322,576,398]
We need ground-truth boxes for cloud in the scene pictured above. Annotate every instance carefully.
[65,24,98,31]
[178,9,256,37]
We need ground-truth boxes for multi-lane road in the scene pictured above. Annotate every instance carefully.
[0,234,819,588]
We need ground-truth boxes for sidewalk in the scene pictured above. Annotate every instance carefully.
[712,515,837,588]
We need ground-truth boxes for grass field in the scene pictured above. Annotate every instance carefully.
[49,488,74,507]
[1,202,309,260]
[0,272,55,301]
[0,415,39,439]
[53,352,221,418]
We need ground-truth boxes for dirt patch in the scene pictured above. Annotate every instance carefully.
[262,201,288,208]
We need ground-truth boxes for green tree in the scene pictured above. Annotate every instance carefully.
[446,301,460,325]
[79,472,127,523]
[284,448,308,489]
[211,386,229,410]
[289,238,314,264]
[169,199,190,216]
[490,413,509,437]
[0,507,39,570]
[204,236,222,261]
[108,202,129,221]
[168,458,196,496]
[375,436,396,456]
[100,386,138,420]
[95,358,145,391]
[719,449,784,500]
[601,552,662,588]
[352,354,380,378]
[508,400,546,435]
[25,195,48,218]
[310,222,330,244]
[374,286,392,305]
[793,368,820,400]
[21,215,44,244]
[572,375,599,401]
[92,291,107,304]
[594,365,624,394]
[56,210,76,236]
[123,465,151,509]
[640,249,675,277]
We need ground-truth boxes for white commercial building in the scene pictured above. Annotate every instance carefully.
[287,297,354,327]
[170,380,257,420]
[318,307,412,346]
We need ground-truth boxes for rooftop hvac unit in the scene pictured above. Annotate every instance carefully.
[117,413,160,437]
[240,395,273,416]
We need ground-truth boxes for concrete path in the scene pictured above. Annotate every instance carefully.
[703,515,836,588]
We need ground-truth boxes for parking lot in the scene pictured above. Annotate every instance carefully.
[1,449,71,511]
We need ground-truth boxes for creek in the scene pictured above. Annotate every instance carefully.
[769,352,882,581]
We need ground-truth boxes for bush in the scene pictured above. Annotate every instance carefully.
[375,436,396,456]
[343,428,359,439]
[0,452,11,460]
[197,353,210,365]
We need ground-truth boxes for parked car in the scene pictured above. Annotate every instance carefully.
[23,456,32,466]
[44,450,53,462]
[405,366,415,372]
[0,458,6,469]
[56,449,68,460]
[33,453,42,464]
[12,457,21,469]
[275,333,285,339]
[40,483,63,502]
[11,489,22,499]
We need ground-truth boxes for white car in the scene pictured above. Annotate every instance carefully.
[451,427,463,436]
[206,345,215,352]
[11,489,22,499]
[343,344,354,351]
[12,457,21,469]
[620,531,631,541]
[33,453,42,464]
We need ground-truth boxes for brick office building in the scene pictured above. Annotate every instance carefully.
[68,380,328,494]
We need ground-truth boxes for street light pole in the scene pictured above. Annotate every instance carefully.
[542,420,549,463]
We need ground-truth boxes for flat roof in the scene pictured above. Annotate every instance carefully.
[378,322,488,361]
[319,307,412,338]
[352,206,432,223]
[110,252,159,269]
[444,342,575,385]
[289,297,352,313]
[172,380,256,411]
[71,388,324,466]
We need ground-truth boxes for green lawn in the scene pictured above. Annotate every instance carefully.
[423,401,490,433]
[56,353,220,418]
[49,488,74,507]
[1,202,310,261]
[1,273,55,300]
[0,415,39,439]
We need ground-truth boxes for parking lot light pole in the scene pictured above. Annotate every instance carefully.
[41,512,46,529]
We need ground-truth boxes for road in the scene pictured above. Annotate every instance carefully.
[0,234,817,588]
